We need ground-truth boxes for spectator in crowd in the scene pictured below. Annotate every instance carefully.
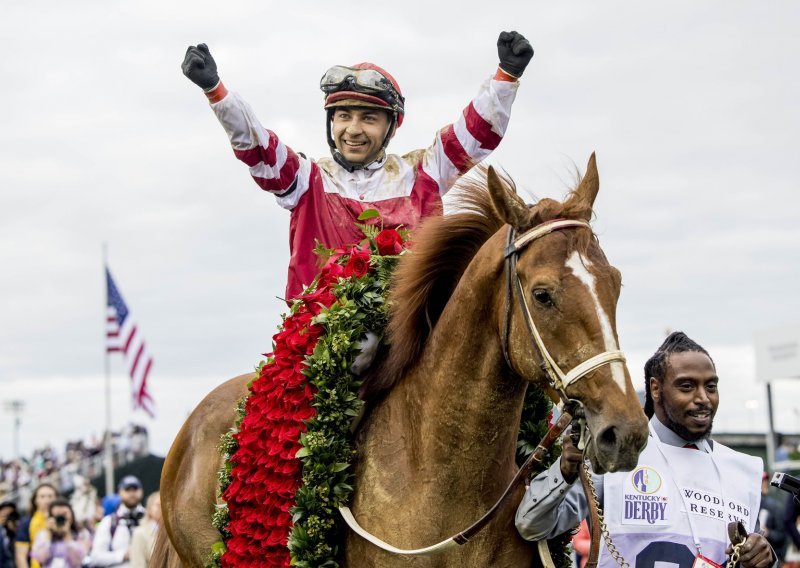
[571,520,591,568]
[30,499,91,568]
[100,494,120,518]
[16,483,58,568]
[69,475,99,531]
[775,434,791,463]
[129,492,160,568]
[0,501,19,568]
[88,476,145,568]
[0,424,150,506]
[758,471,786,562]
[785,493,800,568]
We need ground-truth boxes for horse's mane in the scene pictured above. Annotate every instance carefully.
[360,165,596,403]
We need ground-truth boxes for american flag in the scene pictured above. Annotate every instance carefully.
[106,267,155,417]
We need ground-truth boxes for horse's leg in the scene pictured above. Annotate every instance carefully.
[158,373,253,568]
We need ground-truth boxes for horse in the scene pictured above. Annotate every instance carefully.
[153,154,649,568]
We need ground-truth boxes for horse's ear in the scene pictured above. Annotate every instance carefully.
[568,152,600,221]
[488,166,530,230]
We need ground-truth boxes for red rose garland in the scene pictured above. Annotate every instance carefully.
[211,223,564,568]
[217,239,394,567]
[221,308,322,567]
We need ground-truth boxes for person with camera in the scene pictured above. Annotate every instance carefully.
[30,499,91,568]
[88,476,145,568]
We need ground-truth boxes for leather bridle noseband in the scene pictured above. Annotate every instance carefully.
[501,218,626,403]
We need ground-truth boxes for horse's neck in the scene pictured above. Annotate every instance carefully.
[361,249,526,502]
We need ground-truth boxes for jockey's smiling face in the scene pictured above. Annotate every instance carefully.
[651,351,719,442]
[331,107,393,166]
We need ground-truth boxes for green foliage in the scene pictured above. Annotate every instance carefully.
[543,531,578,568]
[516,384,556,466]
[356,208,380,221]
[205,540,227,568]
[287,259,392,567]
[516,385,572,568]
[355,222,379,239]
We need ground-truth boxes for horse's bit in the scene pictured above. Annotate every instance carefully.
[339,219,627,556]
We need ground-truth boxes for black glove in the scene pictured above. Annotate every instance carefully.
[497,31,534,78]
[182,43,220,90]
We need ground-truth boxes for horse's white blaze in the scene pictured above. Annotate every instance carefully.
[565,252,627,393]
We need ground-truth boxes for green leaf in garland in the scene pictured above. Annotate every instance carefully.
[357,208,380,221]
[312,239,336,266]
[355,222,379,239]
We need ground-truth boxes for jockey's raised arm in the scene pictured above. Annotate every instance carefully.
[181,32,533,298]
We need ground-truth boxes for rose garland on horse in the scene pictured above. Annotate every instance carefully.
[153,157,649,568]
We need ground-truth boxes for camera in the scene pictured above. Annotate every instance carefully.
[53,514,67,527]
[118,508,144,528]
[770,472,800,498]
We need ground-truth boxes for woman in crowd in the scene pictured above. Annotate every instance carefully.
[129,491,161,568]
[30,499,91,568]
[15,483,57,568]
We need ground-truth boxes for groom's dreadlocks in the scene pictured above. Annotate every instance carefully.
[643,331,714,418]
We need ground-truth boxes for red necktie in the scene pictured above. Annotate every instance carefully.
[683,443,698,450]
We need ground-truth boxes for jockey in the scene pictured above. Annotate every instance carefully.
[182,32,533,299]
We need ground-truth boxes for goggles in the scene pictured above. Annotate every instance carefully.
[320,66,404,110]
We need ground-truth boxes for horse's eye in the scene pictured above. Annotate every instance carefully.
[532,288,553,306]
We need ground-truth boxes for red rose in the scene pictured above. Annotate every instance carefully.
[375,228,404,255]
[344,249,371,278]
[299,287,336,315]
[319,258,345,284]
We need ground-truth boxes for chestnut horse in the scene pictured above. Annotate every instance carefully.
[154,155,649,567]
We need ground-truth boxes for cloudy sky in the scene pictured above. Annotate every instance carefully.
[2,0,799,462]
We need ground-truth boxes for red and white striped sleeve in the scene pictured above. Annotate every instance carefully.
[418,69,520,195]
[205,83,311,210]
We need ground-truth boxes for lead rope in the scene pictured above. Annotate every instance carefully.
[582,461,631,568]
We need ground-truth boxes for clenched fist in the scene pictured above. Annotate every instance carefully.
[182,43,219,90]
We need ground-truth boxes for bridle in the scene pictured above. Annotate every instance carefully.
[502,218,627,568]
[502,218,626,404]
[339,218,627,557]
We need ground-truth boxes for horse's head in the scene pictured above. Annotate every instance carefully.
[489,154,648,474]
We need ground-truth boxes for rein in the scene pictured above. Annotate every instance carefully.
[341,219,627,556]
[339,410,574,555]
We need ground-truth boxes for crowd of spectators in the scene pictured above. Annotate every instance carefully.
[1,476,160,567]
[0,423,158,567]
[0,425,149,508]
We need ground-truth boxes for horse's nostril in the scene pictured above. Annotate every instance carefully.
[598,425,617,451]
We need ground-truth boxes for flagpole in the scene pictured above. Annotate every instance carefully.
[103,243,114,497]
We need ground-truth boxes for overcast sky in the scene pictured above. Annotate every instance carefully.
[1,0,799,461]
